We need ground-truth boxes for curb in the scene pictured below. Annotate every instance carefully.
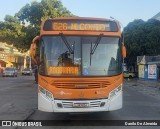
[124,78,160,87]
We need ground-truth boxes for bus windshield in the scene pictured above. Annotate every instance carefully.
[39,35,122,76]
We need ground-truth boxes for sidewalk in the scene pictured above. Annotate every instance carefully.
[125,78,160,85]
[137,79,160,86]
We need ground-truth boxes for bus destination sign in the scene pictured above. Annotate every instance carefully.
[43,19,118,32]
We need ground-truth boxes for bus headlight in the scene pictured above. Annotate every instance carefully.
[39,86,46,94]
[109,84,122,98]
[46,91,53,99]
[39,85,53,99]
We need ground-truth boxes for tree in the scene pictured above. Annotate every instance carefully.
[124,19,160,66]
[0,0,73,52]
[15,0,73,27]
[0,15,25,51]
[0,15,37,52]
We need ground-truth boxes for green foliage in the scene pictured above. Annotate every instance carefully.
[0,15,26,51]
[0,0,73,52]
[15,0,73,27]
[124,19,160,65]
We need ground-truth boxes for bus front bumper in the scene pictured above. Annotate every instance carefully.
[38,91,122,112]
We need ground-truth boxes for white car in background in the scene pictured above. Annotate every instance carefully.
[2,67,18,77]
[22,68,32,76]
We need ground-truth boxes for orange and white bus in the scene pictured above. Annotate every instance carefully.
[30,17,126,112]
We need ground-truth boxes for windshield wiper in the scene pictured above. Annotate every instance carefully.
[60,33,73,54]
[90,33,103,65]
[90,33,103,55]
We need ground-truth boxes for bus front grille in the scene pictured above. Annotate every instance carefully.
[52,81,111,89]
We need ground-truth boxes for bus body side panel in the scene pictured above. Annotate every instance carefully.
[108,91,122,111]
[38,93,53,112]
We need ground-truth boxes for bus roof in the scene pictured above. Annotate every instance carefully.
[45,17,111,21]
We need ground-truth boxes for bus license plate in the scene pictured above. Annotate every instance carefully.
[73,103,89,108]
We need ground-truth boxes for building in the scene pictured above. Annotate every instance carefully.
[137,55,160,81]
[0,42,31,72]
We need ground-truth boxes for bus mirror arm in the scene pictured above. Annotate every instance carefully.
[30,36,40,64]
[122,44,126,58]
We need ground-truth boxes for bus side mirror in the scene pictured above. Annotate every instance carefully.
[122,45,126,58]
[30,36,40,64]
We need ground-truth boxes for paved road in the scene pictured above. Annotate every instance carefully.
[27,79,160,121]
[0,75,37,120]
[0,77,160,129]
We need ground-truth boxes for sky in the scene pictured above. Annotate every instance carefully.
[0,0,159,27]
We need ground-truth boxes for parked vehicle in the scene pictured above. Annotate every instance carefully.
[22,68,32,76]
[123,71,136,78]
[2,67,17,77]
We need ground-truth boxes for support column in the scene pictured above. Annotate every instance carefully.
[24,55,26,69]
